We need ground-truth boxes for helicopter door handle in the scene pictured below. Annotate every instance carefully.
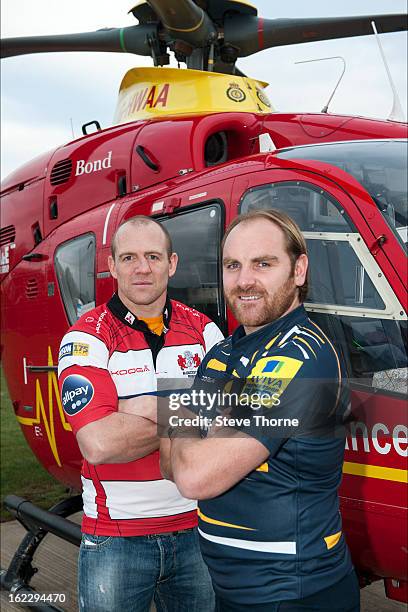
[136,145,160,172]
[22,253,47,262]
[26,365,58,373]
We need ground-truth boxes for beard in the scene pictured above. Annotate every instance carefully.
[225,275,298,329]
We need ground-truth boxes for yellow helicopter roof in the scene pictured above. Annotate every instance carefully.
[114,66,271,123]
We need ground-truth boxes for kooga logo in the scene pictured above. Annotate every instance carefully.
[75,151,112,176]
[61,374,94,416]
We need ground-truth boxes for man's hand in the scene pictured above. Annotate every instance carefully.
[119,394,158,422]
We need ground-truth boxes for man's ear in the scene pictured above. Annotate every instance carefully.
[168,253,178,279]
[108,255,117,279]
[294,254,308,288]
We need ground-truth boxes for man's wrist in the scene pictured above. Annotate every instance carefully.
[166,423,201,439]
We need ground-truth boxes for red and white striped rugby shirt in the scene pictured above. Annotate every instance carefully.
[58,294,223,536]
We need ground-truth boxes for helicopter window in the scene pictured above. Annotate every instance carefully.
[54,233,96,325]
[305,237,385,310]
[310,314,407,397]
[240,180,407,396]
[240,181,353,232]
[158,204,225,332]
[276,140,408,253]
[240,181,385,310]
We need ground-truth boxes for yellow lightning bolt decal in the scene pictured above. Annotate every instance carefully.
[17,347,72,467]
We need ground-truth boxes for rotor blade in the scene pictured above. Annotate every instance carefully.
[0,25,157,59]
[224,13,408,57]
[146,0,217,46]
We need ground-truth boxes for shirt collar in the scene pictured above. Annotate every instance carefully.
[231,304,308,347]
[107,293,172,335]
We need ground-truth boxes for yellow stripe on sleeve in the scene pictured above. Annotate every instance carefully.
[265,334,281,350]
[302,326,325,344]
[250,350,259,364]
[293,335,317,358]
[207,358,227,372]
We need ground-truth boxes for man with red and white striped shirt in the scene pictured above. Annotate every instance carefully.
[58,216,222,612]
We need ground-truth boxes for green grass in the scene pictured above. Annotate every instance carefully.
[1,369,68,521]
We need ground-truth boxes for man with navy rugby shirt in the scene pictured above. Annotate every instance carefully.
[58,216,222,612]
[167,210,359,611]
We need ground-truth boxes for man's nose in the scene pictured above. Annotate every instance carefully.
[236,266,256,290]
[133,257,151,274]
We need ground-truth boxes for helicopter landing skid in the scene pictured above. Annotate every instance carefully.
[1,494,82,612]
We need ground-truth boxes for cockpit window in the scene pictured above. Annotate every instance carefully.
[55,234,96,324]
[239,179,407,396]
[276,140,408,252]
[158,204,225,332]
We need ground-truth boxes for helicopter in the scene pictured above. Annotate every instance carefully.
[1,0,407,607]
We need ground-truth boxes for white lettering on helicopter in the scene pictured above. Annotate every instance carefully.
[0,243,15,274]
[120,83,170,119]
[75,151,112,176]
[345,421,408,457]
[0,245,10,273]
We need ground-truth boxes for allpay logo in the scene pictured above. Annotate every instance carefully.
[61,374,94,416]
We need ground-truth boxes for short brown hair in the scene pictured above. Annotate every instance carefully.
[111,216,173,260]
[222,210,309,302]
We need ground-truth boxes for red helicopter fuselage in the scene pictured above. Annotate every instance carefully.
[1,111,407,601]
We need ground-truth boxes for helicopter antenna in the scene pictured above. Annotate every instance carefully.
[295,56,346,113]
[371,20,405,122]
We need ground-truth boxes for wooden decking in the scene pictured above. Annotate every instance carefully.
[1,513,81,611]
[1,516,405,611]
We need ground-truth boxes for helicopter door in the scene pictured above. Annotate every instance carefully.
[1,238,52,433]
[234,170,407,583]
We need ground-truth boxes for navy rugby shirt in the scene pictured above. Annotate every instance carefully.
[196,305,353,605]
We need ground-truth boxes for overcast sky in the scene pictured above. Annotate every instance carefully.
[1,0,407,179]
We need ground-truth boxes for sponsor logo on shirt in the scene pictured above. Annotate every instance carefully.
[177,351,201,376]
[174,303,200,318]
[258,356,303,378]
[59,342,90,361]
[59,343,73,360]
[95,310,107,334]
[125,311,135,325]
[246,355,304,405]
[110,366,150,376]
[61,374,94,416]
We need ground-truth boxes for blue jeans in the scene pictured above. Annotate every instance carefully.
[78,528,215,612]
